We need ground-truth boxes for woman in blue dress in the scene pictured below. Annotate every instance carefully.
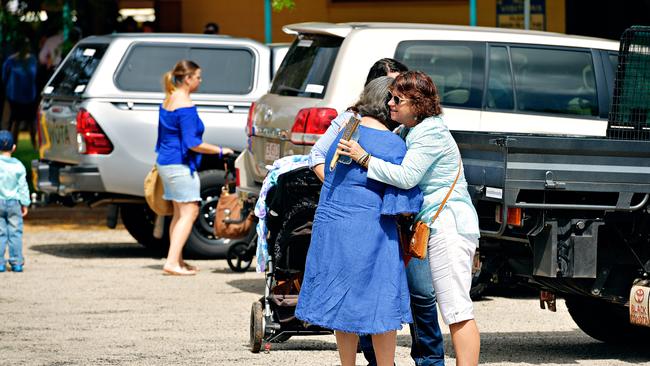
[156,60,233,276]
[296,77,423,366]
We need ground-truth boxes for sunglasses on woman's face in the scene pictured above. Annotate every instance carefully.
[390,93,411,105]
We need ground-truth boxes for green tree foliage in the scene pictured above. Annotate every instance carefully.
[272,0,295,11]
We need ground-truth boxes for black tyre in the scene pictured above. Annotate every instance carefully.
[184,170,232,258]
[566,296,650,344]
[120,203,170,254]
[250,299,264,353]
[227,241,254,272]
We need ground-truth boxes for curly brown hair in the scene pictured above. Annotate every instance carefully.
[391,71,442,121]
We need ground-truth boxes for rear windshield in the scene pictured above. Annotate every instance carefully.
[270,34,342,99]
[44,43,109,97]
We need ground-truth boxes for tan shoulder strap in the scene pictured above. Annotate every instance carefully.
[430,157,462,224]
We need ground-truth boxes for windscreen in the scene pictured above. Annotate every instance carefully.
[44,43,109,97]
[270,34,342,99]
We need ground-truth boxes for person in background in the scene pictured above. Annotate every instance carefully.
[308,59,445,366]
[156,60,233,276]
[339,71,481,366]
[38,30,63,74]
[296,76,422,366]
[3,37,38,149]
[142,22,156,33]
[0,130,30,273]
[203,22,219,35]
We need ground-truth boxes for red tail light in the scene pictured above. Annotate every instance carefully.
[235,168,241,187]
[246,102,256,137]
[290,107,337,145]
[76,109,113,154]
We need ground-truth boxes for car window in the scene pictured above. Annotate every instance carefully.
[115,44,255,94]
[270,35,342,99]
[487,46,514,110]
[609,53,618,77]
[396,41,485,108]
[511,47,598,116]
[189,48,254,94]
[44,43,109,97]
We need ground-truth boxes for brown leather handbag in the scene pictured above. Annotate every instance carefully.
[214,174,255,238]
[402,159,462,260]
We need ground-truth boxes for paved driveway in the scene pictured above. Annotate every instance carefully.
[2,225,650,365]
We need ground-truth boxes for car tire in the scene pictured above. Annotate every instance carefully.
[566,295,650,344]
[120,203,170,255]
[184,169,232,258]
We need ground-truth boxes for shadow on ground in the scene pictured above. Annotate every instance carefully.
[270,331,649,363]
[227,278,265,295]
[476,330,650,364]
[247,338,338,352]
[30,242,160,259]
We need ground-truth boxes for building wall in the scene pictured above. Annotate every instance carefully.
[181,0,565,43]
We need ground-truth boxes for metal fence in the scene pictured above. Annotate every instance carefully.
[608,26,650,140]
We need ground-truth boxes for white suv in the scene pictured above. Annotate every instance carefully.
[33,33,287,257]
[236,22,618,197]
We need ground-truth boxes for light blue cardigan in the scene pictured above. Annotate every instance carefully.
[367,116,480,237]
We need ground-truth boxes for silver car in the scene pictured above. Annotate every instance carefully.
[33,33,287,257]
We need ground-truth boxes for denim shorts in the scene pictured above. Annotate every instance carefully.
[156,164,201,203]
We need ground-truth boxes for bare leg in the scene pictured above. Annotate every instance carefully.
[164,201,198,273]
[371,330,396,366]
[335,331,359,366]
[449,319,480,366]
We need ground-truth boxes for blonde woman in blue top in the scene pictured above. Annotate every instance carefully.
[156,60,233,276]
[338,71,481,366]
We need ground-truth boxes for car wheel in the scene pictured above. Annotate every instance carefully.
[120,203,170,255]
[566,295,650,343]
[184,169,232,258]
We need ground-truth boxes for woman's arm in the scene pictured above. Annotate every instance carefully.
[308,111,351,170]
[338,124,441,189]
[190,143,234,156]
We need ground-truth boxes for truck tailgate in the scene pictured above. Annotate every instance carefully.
[454,131,650,210]
[39,101,81,165]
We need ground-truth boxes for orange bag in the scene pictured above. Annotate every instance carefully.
[401,160,462,260]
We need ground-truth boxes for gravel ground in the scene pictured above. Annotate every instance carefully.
[2,224,650,366]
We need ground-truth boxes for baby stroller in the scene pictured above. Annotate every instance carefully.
[249,166,333,352]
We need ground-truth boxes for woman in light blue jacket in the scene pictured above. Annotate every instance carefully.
[338,71,480,366]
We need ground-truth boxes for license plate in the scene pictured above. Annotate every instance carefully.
[264,142,280,162]
[630,280,650,327]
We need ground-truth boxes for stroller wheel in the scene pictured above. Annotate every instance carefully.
[227,241,253,272]
[249,300,264,353]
